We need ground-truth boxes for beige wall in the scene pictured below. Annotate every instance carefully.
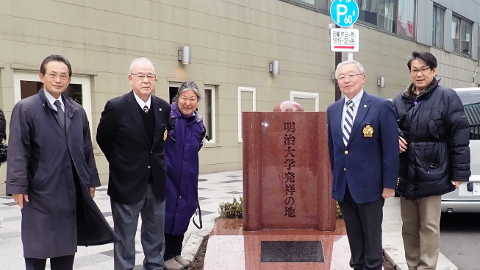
[0,0,479,192]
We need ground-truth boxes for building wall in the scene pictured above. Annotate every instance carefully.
[0,0,479,192]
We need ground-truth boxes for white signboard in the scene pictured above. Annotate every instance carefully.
[330,28,359,52]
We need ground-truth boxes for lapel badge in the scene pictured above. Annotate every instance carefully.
[163,129,168,141]
[363,123,374,137]
[364,105,367,107]
[159,108,162,111]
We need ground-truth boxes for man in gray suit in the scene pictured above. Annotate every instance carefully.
[6,55,117,270]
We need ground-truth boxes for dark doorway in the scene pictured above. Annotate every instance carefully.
[20,81,83,105]
[169,86,179,104]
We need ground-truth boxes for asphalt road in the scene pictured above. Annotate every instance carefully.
[440,212,480,270]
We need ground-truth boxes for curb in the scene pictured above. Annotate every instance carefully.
[182,228,212,263]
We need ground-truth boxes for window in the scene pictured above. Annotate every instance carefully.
[357,0,416,38]
[237,87,256,143]
[455,90,480,140]
[453,14,473,57]
[397,0,415,38]
[452,16,460,53]
[460,19,473,56]
[464,102,480,140]
[204,86,217,144]
[378,0,396,33]
[432,5,445,48]
[359,0,378,25]
[279,0,329,11]
[298,0,314,4]
[289,91,319,112]
[478,25,480,60]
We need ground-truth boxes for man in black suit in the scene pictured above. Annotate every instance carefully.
[97,57,171,270]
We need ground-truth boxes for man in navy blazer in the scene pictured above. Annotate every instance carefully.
[327,60,399,270]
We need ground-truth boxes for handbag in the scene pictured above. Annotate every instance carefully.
[0,142,7,164]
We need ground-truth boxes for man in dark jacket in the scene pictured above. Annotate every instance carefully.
[394,51,470,270]
[6,55,117,270]
[97,57,171,270]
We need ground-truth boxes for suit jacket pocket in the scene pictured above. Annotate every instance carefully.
[110,163,130,173]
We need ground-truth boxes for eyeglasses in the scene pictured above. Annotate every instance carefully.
[131,73,156,81]
[409,67,430,74]
[46,72,69,80]
[337,73,363,81]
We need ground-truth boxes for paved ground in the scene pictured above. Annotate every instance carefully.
[0,171,243,269]
[0,170,459,269]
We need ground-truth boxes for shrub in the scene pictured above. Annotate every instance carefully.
[214,196,243,221]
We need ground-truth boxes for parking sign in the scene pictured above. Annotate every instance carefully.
[330,0,359,27]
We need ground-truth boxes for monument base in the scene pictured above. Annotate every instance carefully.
[204,219,350,270]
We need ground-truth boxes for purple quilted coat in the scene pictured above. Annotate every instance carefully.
[164,102,205,235]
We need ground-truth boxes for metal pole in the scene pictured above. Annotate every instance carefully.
[335,24,342,101]
[347,25,354,61]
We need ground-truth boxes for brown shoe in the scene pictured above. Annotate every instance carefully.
[165,258,184,270]
[175,255,191,267]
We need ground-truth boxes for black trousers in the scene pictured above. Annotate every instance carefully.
[25,255,75,270]
[164,233,185,261]
[338,187,384,270]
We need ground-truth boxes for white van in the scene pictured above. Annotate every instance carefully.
[441,87,480,213]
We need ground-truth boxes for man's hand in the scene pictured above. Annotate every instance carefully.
[13,194,29,209]
[399,136,407,153]
[382,188,395,199]
[451,181,462,189]
[90,187,96,198]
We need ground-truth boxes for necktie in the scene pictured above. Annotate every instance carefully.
[143,105,149,113]
[54,100,65,131]
[343,100,354,146]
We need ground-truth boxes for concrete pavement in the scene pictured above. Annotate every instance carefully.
[0,170,458,269]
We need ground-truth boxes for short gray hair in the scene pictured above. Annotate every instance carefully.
[129,57,155,73]
[173,81,202,102]
[335,60,366,79]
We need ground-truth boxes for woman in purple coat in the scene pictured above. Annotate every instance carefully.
[164,81,206,270]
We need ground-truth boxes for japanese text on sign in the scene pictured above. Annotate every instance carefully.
[330,28,359,52]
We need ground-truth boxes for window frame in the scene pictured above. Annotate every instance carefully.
[237,87,257,143]
[204,86,217,144]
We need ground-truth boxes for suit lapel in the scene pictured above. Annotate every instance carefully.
[125,91,150,146]
[350,92,372,144]
[330,98,346,148]
[64,96,80,134]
